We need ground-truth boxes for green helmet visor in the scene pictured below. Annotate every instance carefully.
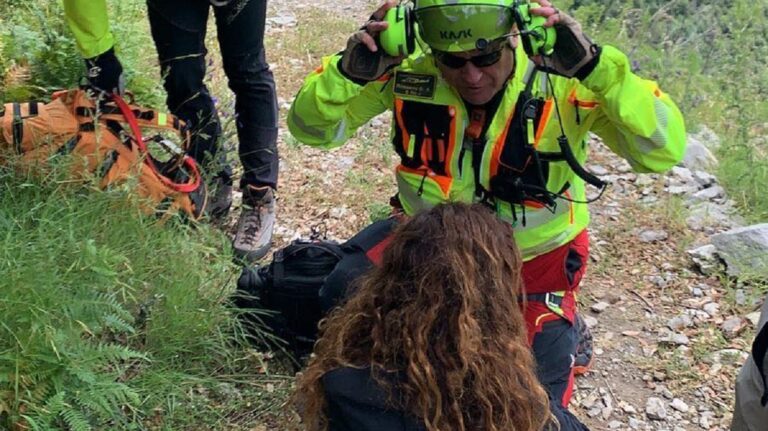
[414,4,513,52]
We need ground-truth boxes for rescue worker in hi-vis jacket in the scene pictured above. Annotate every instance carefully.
[288,0,686,406]
[62,0,278,263]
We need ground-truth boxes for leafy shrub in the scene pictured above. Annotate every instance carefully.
[0,163,264,430]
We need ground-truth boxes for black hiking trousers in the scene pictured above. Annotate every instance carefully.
[147,0,279,190]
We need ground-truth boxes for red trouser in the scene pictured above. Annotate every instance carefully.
[521,229,589,406]
[323,220,589,406]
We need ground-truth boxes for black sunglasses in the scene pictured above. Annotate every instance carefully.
[433,48,504,69]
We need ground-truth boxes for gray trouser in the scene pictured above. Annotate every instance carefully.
[732,298,768,431]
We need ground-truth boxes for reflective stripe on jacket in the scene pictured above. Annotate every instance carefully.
[289,45,686,261]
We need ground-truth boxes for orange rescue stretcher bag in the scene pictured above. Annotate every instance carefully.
[0,89,207,219]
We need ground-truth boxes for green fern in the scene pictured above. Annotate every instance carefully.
[60,405,91,431]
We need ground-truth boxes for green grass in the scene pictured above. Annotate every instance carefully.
[572,0,768,221]
[0,163,279,430]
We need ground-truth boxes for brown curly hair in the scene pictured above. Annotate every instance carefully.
[296,203,551,431]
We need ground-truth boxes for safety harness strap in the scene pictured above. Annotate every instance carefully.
[12,103,23,154]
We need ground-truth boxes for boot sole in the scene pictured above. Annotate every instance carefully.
[233,240,272,264]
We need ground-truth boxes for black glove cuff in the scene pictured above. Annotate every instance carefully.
[336,55,371,86]
[573,45,602,81]
[85,47,118,68]
[84,47,123,93]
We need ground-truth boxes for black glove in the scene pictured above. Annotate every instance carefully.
[339,32,402,84]
[83,47,125,94]
[541,12,601,80]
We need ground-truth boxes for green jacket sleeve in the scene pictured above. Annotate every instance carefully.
[580,45,687,173]
[287,55,392,149]
[62,0,114,59]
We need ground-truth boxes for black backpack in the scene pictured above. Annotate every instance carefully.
[233,239,349,361]
[233,219,399,363]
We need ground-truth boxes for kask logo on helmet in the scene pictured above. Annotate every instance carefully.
[439,29,473,40]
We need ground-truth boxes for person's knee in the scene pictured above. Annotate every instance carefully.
[222,51,275,96]
[319,252,372,312]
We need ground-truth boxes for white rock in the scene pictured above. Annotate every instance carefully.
[667,314,694,331]
[691,185,725,201]
[670,398,689,413]
[639,229,669,243]
[703,302,720,317]
[693,170,717,187]
[671,166,695,183]
[583,315,599,328]
[591,301,610,313]
[646,397,668,420]
[635,175,657,186]
[628,417,644,429]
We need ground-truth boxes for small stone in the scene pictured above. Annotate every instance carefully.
[601,406,613,421]
[661,333,690,346]
[667,314,694,331]
[659,387,674,399]
[583,315,599,328]
[628,417,644,429]
[747,312,761,326]
[587,406,602,418]
[691,286,704,297]
[622,404,637,414]
[639,229,669,243]
[581,391,600,409]
[646,397,668,420]
[735,289,747,306]
[588,164,610,176]
[691,185,725,201]
[703,302,720,317]
[635,175,656,186]
[693,170,717,187]
[608,420,623,429]
[591,301,610,313]
[329,206,349,218]
[648,275,668,288]
[668,184,698,195]
[721,317,745,338]
[670,398,689,413]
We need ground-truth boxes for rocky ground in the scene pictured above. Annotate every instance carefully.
[217,1,764,430]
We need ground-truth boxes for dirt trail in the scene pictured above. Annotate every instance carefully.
[245,1,746,429]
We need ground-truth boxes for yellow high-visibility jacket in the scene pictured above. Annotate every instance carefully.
[288,45,686,260]
[62,0,113,59]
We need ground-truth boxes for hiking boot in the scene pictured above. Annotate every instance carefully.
[206,174,233,219]
[573,313,594,376]
[233,186,275,262]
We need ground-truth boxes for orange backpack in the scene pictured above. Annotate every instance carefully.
[0,89,207,219]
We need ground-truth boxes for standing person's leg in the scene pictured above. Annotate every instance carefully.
[522,230,590,407]
[146,1,234,217]
[213,0,279,262]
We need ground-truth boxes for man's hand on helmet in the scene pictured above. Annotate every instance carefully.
[339,0,404,83]
[83,47,125,95]
[529,0,601,80]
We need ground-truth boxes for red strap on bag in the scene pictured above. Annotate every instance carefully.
[111,94,201,193]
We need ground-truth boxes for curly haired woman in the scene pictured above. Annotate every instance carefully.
[296,203,589,431]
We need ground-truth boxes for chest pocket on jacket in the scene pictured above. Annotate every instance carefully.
[393,99,454,176]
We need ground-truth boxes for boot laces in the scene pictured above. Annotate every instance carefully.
[238,205,263,246]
